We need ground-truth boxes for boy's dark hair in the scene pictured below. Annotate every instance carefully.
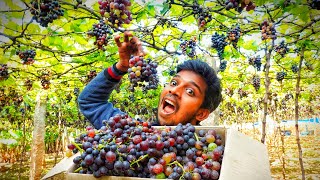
[177,60,222,112]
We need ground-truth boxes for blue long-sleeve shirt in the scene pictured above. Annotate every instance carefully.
[78,64,125,129]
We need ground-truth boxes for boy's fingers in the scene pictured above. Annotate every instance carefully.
[124,31,133,42]
[130,36,140,44]
[114,35,122,47]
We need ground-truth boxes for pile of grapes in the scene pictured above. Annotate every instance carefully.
[211,33,228,60]
[87,19,113,50]
[16,50,36,65]
[39,69,51,89]
[227,25,241,48]
[30,0,64,27]
[98,0,132,28]
[128,56,159,92]
[310,0,320,10]
[276,71,287,82]
[180,37,197,58]
[67,114,224,179]
[248,55,262,71]
[274,41,289,57]
[0,64,9,81]
[252,75,260,91]
[192,6,212,30]
[225,0,256,12]
[260,20,276,40]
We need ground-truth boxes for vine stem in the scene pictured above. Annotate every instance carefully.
[194,132,200,141]
[130,154,149,166]
[71,141,83,153]
[74,167,82,173]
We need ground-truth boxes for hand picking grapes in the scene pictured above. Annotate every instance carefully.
[78,31,222,128]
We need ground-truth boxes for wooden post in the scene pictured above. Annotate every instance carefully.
[29,91,47,180]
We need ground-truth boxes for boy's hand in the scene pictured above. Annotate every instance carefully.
[114,31,144,72]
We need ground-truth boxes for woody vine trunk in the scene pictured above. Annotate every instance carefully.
[295,46,305,180]
[261,39,274,144]
[29,92,47,180]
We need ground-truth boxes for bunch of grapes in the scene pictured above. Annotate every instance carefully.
[227,25,241,48]
[87,19,113,50]
[219,60,227,72]
[252,75,260,91]
[86,70,97,83]
[67,113,224,179]
[284,93,293,101]
[239,0,256,12]
[25,79,33,90]
[192,6,212,30]
[276,71,287,82]
[29,0,64,27]
[310,0,320,10]
[291,64,299,73]
[0,64,9,81]
[179,37,197,58]
[16,50,36,65]
[74,87,80,96]
[128,56,159,92]
[225,0,256,12]
[211,32,228,60]
[248,55,262,71]
[98,0,132,28]
[274,41,289,57]
[260,20,276,40]
[39,69,51,89]
[238,88,248,99]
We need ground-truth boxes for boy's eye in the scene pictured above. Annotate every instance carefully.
[170,80,177,86]
[186,88,194,95]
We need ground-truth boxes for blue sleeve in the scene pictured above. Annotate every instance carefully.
[78,67,125,129]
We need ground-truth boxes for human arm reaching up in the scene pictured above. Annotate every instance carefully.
[78,32,144,129]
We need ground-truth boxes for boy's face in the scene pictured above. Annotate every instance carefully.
[157,70,208,126]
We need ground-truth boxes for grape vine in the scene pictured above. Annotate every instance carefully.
[252,75,260,91]
[98,0,132,28]
[179,37,197,58]
[310,0,320,10]
[225,0,256,12]
[39,69,51,89]
[30,0,64,27]
[0,64,9,81]
[260,20,277,40]
[192,5,212,30]
[211,32,228,60]
[16,50,36,65]
[227,25,241,48]
[87,19,113,50]
[274,40,289,57]
[276,71,287,82]
[128,56,159,92]
[248,55,262,71]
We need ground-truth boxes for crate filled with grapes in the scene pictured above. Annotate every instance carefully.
[43,114,271,180]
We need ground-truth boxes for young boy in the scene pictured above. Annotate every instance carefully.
[78,32,222,129]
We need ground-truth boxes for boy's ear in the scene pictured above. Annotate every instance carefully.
[195,108,210,122]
